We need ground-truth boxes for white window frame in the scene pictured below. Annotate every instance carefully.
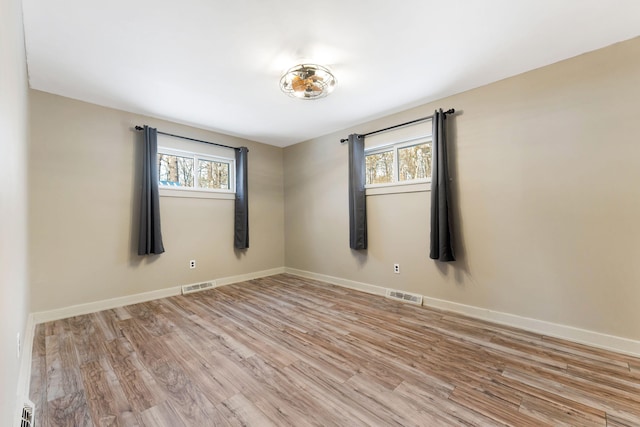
[157,146,235,199]
[365,135,432,195]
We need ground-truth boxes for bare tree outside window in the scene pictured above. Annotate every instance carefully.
[398,143,431,182]
[365,150,394,185]
[158,153,194,187]
[198,159,229,189]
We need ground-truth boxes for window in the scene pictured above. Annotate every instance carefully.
[157,147,234,193]
[365,137,432,187]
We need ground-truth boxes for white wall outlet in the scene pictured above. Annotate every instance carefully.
[189,260,196,269]
[394,263,400,274]
[16,332,20,359]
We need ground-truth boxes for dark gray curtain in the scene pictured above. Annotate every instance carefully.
[348,134,367,250]
[234,147,249,249]
[430,110,455,261]
[138,125,165,255]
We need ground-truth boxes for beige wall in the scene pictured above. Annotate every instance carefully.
[29,91,285,312]
[24,36,640,346]
[284,37,640,341]
[1,0,30,422]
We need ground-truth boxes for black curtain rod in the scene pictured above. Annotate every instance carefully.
[339,108,455,143]
[134,126,242,151]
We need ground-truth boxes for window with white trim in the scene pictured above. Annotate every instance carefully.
[365,121,432,188]
[365,136,432,187]
[155,133,236,199]
[157,147,235,194]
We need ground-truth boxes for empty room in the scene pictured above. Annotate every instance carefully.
[2,0,640,425]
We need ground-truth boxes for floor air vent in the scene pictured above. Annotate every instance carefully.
[181,281,216,295]
[385,289,423,305]
[20,401,34,427]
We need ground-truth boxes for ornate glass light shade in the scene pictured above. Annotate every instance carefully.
[279,64,337,100]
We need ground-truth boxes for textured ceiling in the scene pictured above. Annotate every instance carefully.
[21,0,640,146]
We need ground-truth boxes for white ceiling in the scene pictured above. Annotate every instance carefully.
[21,0,640,147]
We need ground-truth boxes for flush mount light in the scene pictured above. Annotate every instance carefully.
[279,64,337,100]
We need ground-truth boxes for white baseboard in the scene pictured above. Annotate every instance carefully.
[32,267,286,324]
[216,267,285,287]
[32,286,182,324]
[284,267,640,358]
[420,295,640,358]
[14,313,36,426]
[285,267,387,296]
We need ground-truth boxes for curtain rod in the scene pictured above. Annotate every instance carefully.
[339,108,455,143]
[134,125,242,151]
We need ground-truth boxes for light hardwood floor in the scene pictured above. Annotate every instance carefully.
[30,274,640,426]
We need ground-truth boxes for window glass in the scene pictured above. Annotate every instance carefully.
[365,150,394,185]
[398,143,431,182]
[198,159,230,189]
[158,153,194,187]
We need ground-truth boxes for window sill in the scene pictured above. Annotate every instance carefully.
[159,188,235,200]
[366,181,431,196]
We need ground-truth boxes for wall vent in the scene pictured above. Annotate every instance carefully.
[20,400,34,427]
[385,289,423,305]
[181,281,216,295]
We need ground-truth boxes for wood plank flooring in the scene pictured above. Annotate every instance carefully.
[30,274,640,426]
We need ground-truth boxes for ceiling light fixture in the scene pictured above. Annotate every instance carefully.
[279,64,336,100]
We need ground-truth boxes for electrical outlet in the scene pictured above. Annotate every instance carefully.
[17,333,20,359]
[189,260,196,269]
[394,263,400,274]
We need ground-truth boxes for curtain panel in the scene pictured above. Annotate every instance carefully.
[234,147,249,249]
[430,110,455,261]
[348,134,367,250]
[138,125,165,255]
